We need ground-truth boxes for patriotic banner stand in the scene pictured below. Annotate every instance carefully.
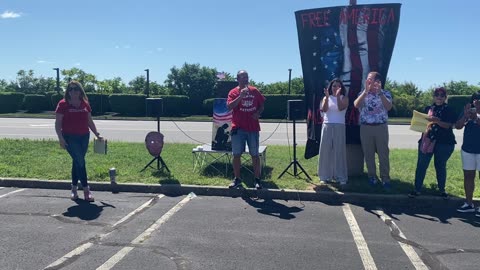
[211,98,232,151]
[295,3,401,176]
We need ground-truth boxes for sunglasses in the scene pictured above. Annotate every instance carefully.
[68,86,80,91]
[434,93,446,98]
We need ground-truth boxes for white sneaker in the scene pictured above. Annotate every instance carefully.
[457,202,475,213]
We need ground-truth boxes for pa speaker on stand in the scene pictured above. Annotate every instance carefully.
[142,98,170,173]
[278,100,311,180]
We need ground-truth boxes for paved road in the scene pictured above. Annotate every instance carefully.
[0,118,465,149]
[1,187,479,270]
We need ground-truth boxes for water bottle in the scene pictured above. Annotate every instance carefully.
[109,168,117,184]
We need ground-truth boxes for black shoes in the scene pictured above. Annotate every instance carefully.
[254,178,263,190]
[408,191,420,198]
[229,178,263,190]
[229,178,242,189]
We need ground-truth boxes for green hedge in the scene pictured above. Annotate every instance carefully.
[203,94,304,119]
[44,91,64,111]
[203,99,215,116]
[263,94,304,119]
[0,92,25,113]
[389,95,417,117]
[109,94,146,116]
[88,93,111,115]
[156,95,190,116]
[24,95,48,113]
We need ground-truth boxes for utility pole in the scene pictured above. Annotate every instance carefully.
[145,69,150,97]
[53,68,60,94]
[288,68,292,95]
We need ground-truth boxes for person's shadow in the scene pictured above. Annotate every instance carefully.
[242,196,303,220]
[62,200,115,221]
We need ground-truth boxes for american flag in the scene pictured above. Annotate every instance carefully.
[212,98,232,125]
[216,72,226,80]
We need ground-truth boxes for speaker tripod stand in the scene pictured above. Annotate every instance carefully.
[141,115,170,173]
[278,117,311,180]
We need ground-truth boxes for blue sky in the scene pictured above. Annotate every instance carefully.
[1,0,479,90]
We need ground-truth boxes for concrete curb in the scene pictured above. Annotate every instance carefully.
[0,177,470,206]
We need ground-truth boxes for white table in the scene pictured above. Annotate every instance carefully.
[192,144,267,177]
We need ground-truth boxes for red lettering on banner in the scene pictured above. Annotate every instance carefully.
[301,10,331,28]
[340,8,357,24]
[340,7,395,25]
[371,8,379,24]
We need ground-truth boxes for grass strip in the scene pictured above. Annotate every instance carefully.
[0,138,475,198]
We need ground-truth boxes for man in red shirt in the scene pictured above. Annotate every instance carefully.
[227,70,265,189]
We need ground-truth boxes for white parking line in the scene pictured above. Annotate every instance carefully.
[374,210,428,270]
[343,203,377,270]
[96,195,194,270]
[44,194,165,270]
[0,189,25,198]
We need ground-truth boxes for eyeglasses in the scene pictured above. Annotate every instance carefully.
[434,93,446,98]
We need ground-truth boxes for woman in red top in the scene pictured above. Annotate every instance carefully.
[55,81,102,202]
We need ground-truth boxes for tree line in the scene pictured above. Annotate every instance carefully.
[1,62,479,117]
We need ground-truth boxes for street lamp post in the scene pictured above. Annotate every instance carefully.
[53,68,60,95]
[145,69,150,98]
[288,68,292,95]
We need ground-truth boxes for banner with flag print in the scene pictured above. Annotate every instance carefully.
[211,98,232,151]
[295,3,401,158]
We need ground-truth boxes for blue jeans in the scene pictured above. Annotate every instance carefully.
[63,133,90,187]
[414,142,454,193]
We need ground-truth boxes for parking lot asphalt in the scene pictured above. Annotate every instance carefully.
[1,185,480,270]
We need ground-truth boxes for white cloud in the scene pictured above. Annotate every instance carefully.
[414,57,424,61]
[156,47,163,52]
[123,45,130,49]
[37,60,54,64]
[114,45,120,49]
[1,11,21,19]
[74,63,81,66]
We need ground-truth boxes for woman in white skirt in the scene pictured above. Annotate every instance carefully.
[318,79,349,185]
